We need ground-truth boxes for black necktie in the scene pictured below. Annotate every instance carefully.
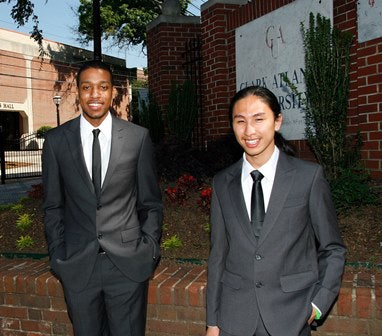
[250,170,265,238]
[92,129,101,208]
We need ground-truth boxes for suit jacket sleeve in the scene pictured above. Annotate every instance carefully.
[206,177,228,326]
[42,130,66,262]
[309,165,346,316]
[136,129,163,247]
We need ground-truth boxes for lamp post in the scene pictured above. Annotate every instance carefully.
[53,95,61,126]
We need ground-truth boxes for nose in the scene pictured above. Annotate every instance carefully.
[244,122,256,136]
[90,87,100,98]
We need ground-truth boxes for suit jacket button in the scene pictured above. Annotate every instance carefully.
[256,282,263,288]
[255,254,262,260]
[98,234,103,240]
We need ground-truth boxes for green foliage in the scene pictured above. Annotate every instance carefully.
[16,235,35,250]
[203,222,211,234]
[301,13,354,181]
[167,80,199,143]
[36,125,52,138]
[283,13,376,209]
[331,167,378,211]
[162,234,183,250]
[16,213,33,231]
[77,0,191,48]
[11,203,24,213]
[137,92,164,143]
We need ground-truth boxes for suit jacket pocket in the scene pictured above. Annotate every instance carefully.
[121,225,142,242]
[221,270,254,290]
[280,270,318,293]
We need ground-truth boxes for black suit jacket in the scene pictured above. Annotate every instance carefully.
[206,151,346,336]
[42,115,163,292]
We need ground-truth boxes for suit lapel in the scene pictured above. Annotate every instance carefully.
[258,152,295,246]
[64,116,94,193]
[102,116,124,189]
[227,160,255,244]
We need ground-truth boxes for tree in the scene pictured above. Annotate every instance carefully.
[2,0,191,53]
[0,0,44,51]
[77,0,191,49]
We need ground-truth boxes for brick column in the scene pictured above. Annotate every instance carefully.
[200,1,247,144]
[147,14,200,122]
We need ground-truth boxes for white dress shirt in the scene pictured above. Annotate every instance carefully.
[80,112,112,186]
[241,146,279,219]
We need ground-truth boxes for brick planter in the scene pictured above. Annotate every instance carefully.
[0,259,381,335]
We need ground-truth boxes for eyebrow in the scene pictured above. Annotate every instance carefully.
[80,80,111,85]
[233,112,266,118]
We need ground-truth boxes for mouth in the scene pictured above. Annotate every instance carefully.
[88,102,103,110]
[245,139,260,147]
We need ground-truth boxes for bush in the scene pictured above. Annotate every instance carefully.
[167,80,198,143]
[16,235,35,250]
[331,168,378,211]
[36,126,52,138]
[16,213,33,231]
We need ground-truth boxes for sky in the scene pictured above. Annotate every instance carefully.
[0,0,204,69]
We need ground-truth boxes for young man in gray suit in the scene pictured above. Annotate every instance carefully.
[205,86,346,336]
[43,60,163,336]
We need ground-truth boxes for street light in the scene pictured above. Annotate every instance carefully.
[53,95,61,126]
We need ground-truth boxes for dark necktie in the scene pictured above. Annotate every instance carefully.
[92,129,101,208]
[250,170,265,238]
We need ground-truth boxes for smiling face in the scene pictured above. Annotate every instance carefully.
[232,94,282,169]
[78,67,114,127]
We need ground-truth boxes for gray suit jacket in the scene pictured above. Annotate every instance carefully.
[43,115,163,292]
[206,151,346,336]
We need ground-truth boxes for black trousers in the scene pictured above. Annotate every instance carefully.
[63,253,148,336]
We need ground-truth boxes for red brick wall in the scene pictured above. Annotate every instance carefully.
[147,22,201,114]
[0,259,381,335]
[147,0,382,179]
[334,0,382,179]
[0,51,28,104]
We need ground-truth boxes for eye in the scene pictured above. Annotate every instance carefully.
[235,119,245,124]
[101,85,109,90]
[81,85,90,90]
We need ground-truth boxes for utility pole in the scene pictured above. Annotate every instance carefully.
[93,0,102,60]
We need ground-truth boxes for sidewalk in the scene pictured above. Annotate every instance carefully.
[0,177,42,205]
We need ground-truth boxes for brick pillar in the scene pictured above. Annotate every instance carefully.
[146,13,200,127]
[200,1,247,144]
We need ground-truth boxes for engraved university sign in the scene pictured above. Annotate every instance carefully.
[236,0,332,140]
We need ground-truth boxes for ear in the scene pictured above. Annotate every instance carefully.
[275,113,283,131]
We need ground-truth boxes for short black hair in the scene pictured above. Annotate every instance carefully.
[76,60,114,87]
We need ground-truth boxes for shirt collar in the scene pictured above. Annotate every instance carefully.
[80,112,112,139]
[242,146,279,182]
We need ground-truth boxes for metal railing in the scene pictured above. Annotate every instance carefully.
[0,131,42,184]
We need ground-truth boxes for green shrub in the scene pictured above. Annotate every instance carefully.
[162,234,183,250]
[36,125,52,138]
[331,167,378,211]
[167,80,198,143]
[11,204,24,213]
[16,213,33,231]
[16,235,35,250]
[139,93,164,143]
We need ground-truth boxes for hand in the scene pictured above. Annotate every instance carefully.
[308,307,316,325]
[206,326,220,336]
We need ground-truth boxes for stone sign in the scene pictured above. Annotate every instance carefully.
[236,0,332,140]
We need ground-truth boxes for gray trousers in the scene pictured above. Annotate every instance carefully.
[63,253,148,336]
